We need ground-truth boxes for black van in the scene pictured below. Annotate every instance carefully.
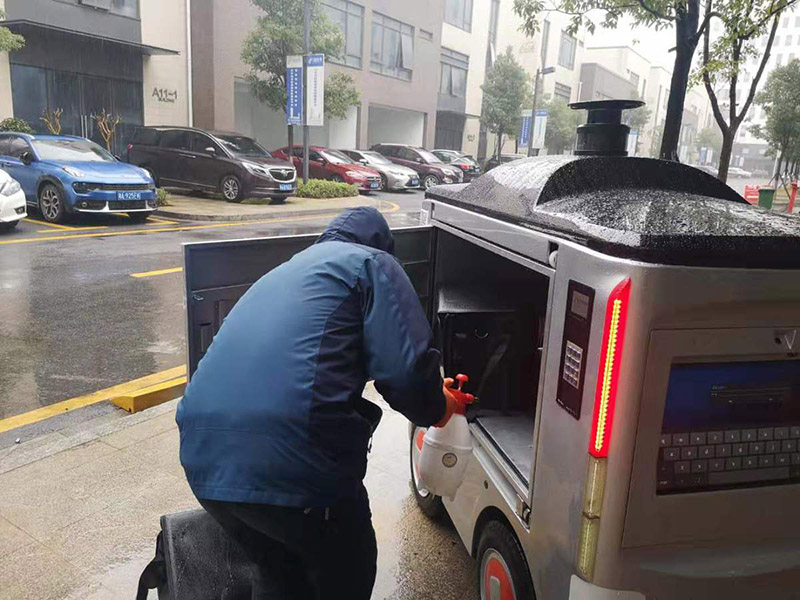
[127,127,296,203]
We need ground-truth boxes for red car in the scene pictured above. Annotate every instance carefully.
[273,146,382,192]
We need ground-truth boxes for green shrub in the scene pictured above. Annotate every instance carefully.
[0,118,33,134]
[156,188,171,207]
[296,179,358,199]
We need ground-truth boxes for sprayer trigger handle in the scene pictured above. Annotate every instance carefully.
[455,374,469,391]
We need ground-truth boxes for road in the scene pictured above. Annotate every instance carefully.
[0,190,425,419]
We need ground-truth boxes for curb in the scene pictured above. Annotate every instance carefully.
[111,376,187,413]
[154,196,377,222]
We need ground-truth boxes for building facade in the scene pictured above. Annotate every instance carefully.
[192,0,444,151]
[0,0,190,154]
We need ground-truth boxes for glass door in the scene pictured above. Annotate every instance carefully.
[80,76,113,150]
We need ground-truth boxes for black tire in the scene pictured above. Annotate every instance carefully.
[270,196,287,205]
[38,183,66,224]
[128,212,151,224]
[221,174,244,203]
[476,521,535,600]
[379,174,388,191]
[409,423,445,519]
[0,220,20,231]
[423,174,440,190]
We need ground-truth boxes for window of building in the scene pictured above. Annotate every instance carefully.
[444,0,473,31]
[558,31,576,69]
[79,0,138,18]
[787,35,793,46]
[796,16,800,27]
[777,54,784,66]
[775,35,781,45]
[419,29,434,42]
[554,82,572,103]
[323,0,364,69]
[371,12,414,81]
[541,20,551,65]
[782,15,789,27]
[627,70,640,87]
[440,48,469,98]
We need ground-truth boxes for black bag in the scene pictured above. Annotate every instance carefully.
[137,509,254,600]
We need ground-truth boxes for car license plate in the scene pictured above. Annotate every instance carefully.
[410,179,419,186]
[117,191,142,201]
[279,183,292,191]
[370,182,380,189]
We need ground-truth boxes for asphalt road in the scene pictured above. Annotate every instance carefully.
[0,190,425,419]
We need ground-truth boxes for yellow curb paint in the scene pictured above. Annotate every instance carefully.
[24,218,77,231]
[130,267,184,278]
[1,202,400,246]
[0,365,187,434]
[37,226,109,234]
[111,376,187,413]
[147,216,181,225]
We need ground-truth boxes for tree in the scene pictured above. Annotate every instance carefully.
[241,0,359,149]
[696,124,723,160]
[697,0,794,182]
[513,0,715,161]
[751,59,800,177]
[0,10,24,53]
[540,96,583,153]
[93,110,121,152]
[481,49,531,159]
[41,108,63,135]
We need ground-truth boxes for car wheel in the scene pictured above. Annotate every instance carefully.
[379,174,388,191]
[423,174,440,190]
[409,423,445,519]
[477,521,535,600]
[38,183,66,224]
[221,174,244,203]
[128,212,150,224]
[0,220,20,231]
[330,174,345,183]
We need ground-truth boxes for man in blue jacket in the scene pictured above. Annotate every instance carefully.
[177,207,456,600]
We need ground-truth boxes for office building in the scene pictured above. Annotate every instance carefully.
[0,0,191,154]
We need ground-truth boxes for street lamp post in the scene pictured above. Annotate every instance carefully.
[302,0,311,184]
[527,66,555,157]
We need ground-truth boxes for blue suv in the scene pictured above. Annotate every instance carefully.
[0,133,157,223]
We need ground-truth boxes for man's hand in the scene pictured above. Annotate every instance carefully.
[435,378,460,428]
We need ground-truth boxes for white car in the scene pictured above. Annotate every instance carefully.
[0,169,25,231]
[729,167,753,178]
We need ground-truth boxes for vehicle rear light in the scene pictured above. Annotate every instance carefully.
[588,278,631,458]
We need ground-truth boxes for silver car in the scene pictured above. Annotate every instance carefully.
[340,149,421,191]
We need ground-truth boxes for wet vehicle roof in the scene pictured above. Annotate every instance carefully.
[427,155,800,268]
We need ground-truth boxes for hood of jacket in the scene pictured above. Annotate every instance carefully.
[315,206,395,255]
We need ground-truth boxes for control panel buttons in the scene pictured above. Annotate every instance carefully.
[766,441,780,454]
[675,461,690,474]
[707,431,723,444]
[692,460,707,473]
[724,430,741,443]
[782,440,797,453]
[758,428,774,441]
[742,429,758,442]
[776,454,790,466]
[715,444,731,457]
[774,427,789,440]
[663,447,680,461]
[709,458,725,471]
[699,445,714,458]
[726,457,741,470]
[743,456,759,469]
[681,447,697,460]
[734,443,747,456]
[759,455,775,468]
[690,432,706,445]
[791,426,800,438]
[673,433,689,446]
[660,434,672,447]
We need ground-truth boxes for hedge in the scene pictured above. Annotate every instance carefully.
[0,118,33,134]
[296,179,358,199]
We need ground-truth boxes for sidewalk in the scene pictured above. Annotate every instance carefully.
[155,192,390,222]
[0,386,476,600]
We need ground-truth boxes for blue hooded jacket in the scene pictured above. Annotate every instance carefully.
[177,207,445,507]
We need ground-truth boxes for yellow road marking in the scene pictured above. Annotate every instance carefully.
[147,216,180,225]
[24,218,77,231]
[37,226,109,234]
[1,202,401,246]
[131,266,184,278]
[0,366,187,435]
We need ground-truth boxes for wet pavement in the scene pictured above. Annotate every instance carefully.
[0,190,425,420]
[0,388,478,600]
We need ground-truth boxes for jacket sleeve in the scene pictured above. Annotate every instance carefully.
[360,252,446,427]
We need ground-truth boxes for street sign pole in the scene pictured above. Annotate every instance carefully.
[527,68,540,158]
[302,0,311,184]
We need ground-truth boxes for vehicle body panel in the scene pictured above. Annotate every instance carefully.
[273,146,381,192]
[339,149,421,190]
[0,169,26,224]
[432,149,481,181]
[370,143,462,188]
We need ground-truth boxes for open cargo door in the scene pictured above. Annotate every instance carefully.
[183,226,434,378]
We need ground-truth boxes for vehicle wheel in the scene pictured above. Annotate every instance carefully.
[330,174,345,183]
[477,521,535,600]
[270,196,286,205]
[423,174,440,190]
[38,183,66,224]
[379,174,388,191]
[128,212,150,224]
[409,424,445,519]
[0,220,20,231]
[143,167,158,187]
[221,174,244,203]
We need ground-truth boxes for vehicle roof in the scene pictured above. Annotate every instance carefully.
[427,154,800,269]
[136,126,250,138]
[374,143,424,149]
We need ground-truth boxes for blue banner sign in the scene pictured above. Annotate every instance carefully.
[519,111,532,147]
[286,55,303,126]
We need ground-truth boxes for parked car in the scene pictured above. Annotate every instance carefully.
[370,143,463,189]
[752,169,771,178]
[0,168,26,230]
[432,149,481,181]
[0,133,156,224]
[127,127,296,203]
[339,149,421,191]
[483,153,527,172]
[694,164,719,177]
[728,167,753,178]
[273,146,381,193]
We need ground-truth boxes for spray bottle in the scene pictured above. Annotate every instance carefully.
[418,374,476,500]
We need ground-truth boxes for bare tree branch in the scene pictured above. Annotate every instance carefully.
[737,13,780,123]
[637,0,675,21]
[702,0,728,131]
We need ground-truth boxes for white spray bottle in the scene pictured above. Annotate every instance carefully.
[418,374,476,500]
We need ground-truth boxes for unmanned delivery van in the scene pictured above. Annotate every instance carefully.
[179,100,800,599]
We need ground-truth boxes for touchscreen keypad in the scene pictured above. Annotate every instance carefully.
[657,426,800,493]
